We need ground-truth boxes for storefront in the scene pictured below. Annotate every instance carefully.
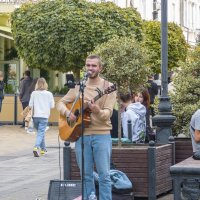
[0,13,22,93]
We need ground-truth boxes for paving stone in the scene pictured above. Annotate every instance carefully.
[0,125,173,200]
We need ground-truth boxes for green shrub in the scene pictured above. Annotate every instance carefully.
[52,87,69,95]
[4,84,15,94]
[170,46,200,136]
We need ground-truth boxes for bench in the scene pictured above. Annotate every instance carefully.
[170,157,200,200]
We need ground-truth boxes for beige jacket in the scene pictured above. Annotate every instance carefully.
[56,76,116,135]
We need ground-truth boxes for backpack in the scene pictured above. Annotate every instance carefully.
[93,169,133,194]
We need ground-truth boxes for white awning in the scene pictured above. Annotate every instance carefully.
[0,32,13,40]
[0,25,13,40]
[0,25,11,33]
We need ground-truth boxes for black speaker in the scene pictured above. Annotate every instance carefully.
[112,192,134,200]
[48,180,82,200]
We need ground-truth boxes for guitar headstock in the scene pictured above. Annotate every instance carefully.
[93,84,117,102]
[104,84,117,94]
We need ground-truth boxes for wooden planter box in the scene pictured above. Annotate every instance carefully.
[174,138,193,163]
[68,143,173,198]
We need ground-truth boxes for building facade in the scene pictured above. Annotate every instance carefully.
[0,0,65,93]
[90,0,200,45]
[0,0,200,93]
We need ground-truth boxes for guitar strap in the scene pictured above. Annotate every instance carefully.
[104,79,109,89]
[100,79,110,108]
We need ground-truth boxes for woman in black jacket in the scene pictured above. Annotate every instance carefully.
[0,71,4,113]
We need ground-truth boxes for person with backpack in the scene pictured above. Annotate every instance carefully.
[120,93,146,143]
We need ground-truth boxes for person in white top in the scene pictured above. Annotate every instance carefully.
[120,93,146,143]
[29,78,55,157]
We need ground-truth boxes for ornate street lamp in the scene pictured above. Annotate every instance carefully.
[152,0,175,144]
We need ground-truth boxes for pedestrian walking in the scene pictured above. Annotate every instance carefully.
[19,70,33,128]
[29,78,55,157]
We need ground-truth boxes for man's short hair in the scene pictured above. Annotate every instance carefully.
[86,55,103,67]
[24,70,31,77]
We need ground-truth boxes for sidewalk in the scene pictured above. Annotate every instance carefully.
[0,125,64,200]
[0,125,173,200]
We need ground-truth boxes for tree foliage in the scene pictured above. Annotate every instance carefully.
[11,0,143,74]
[92,35,149,144]
[143,21,188,73]
[92,35,149,93]
[170,46,200,136]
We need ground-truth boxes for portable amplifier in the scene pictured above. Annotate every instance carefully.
[48,180,82,200]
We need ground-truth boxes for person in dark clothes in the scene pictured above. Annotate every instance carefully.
[147,75,158,116]
[0,71,4,126]
[110,109,118,138]
[29,78,38,95]
[0,71,4,113]
[19,70,33,127]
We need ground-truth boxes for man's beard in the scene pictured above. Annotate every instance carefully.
[89,72,99,79]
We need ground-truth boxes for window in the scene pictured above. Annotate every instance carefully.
[172,3,175,22]
[183,0,188,27]
[140,0,146,19]
[198,6,200,29]
[191,3,195,29]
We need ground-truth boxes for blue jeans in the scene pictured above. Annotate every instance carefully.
[33,117,48,150]
[75,134,112,200]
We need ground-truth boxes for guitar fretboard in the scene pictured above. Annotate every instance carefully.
[93,92,104,102]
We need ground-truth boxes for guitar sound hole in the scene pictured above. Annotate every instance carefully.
[74,109,80,118]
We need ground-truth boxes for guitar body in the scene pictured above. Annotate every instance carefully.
[58,100,91,142]
[58,84,116,142]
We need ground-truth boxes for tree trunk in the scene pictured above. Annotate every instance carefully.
[73,68,80,81]
[117,92,122,147]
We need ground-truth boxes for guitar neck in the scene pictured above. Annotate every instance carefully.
[93,92,104,103]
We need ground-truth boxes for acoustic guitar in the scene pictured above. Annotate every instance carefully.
[58,85,117,142]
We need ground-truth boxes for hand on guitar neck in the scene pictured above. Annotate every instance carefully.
[88,99,100,114]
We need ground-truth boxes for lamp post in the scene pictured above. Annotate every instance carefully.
[152,0,175,144]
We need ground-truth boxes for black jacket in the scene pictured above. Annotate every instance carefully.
[147,80,158,104]
[19,77,33,102]
[0,81,4,99]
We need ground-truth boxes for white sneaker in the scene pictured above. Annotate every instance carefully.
[27,130,35,135]
[45,126,49,132]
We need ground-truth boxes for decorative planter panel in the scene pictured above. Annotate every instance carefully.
[68,143,173,198]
